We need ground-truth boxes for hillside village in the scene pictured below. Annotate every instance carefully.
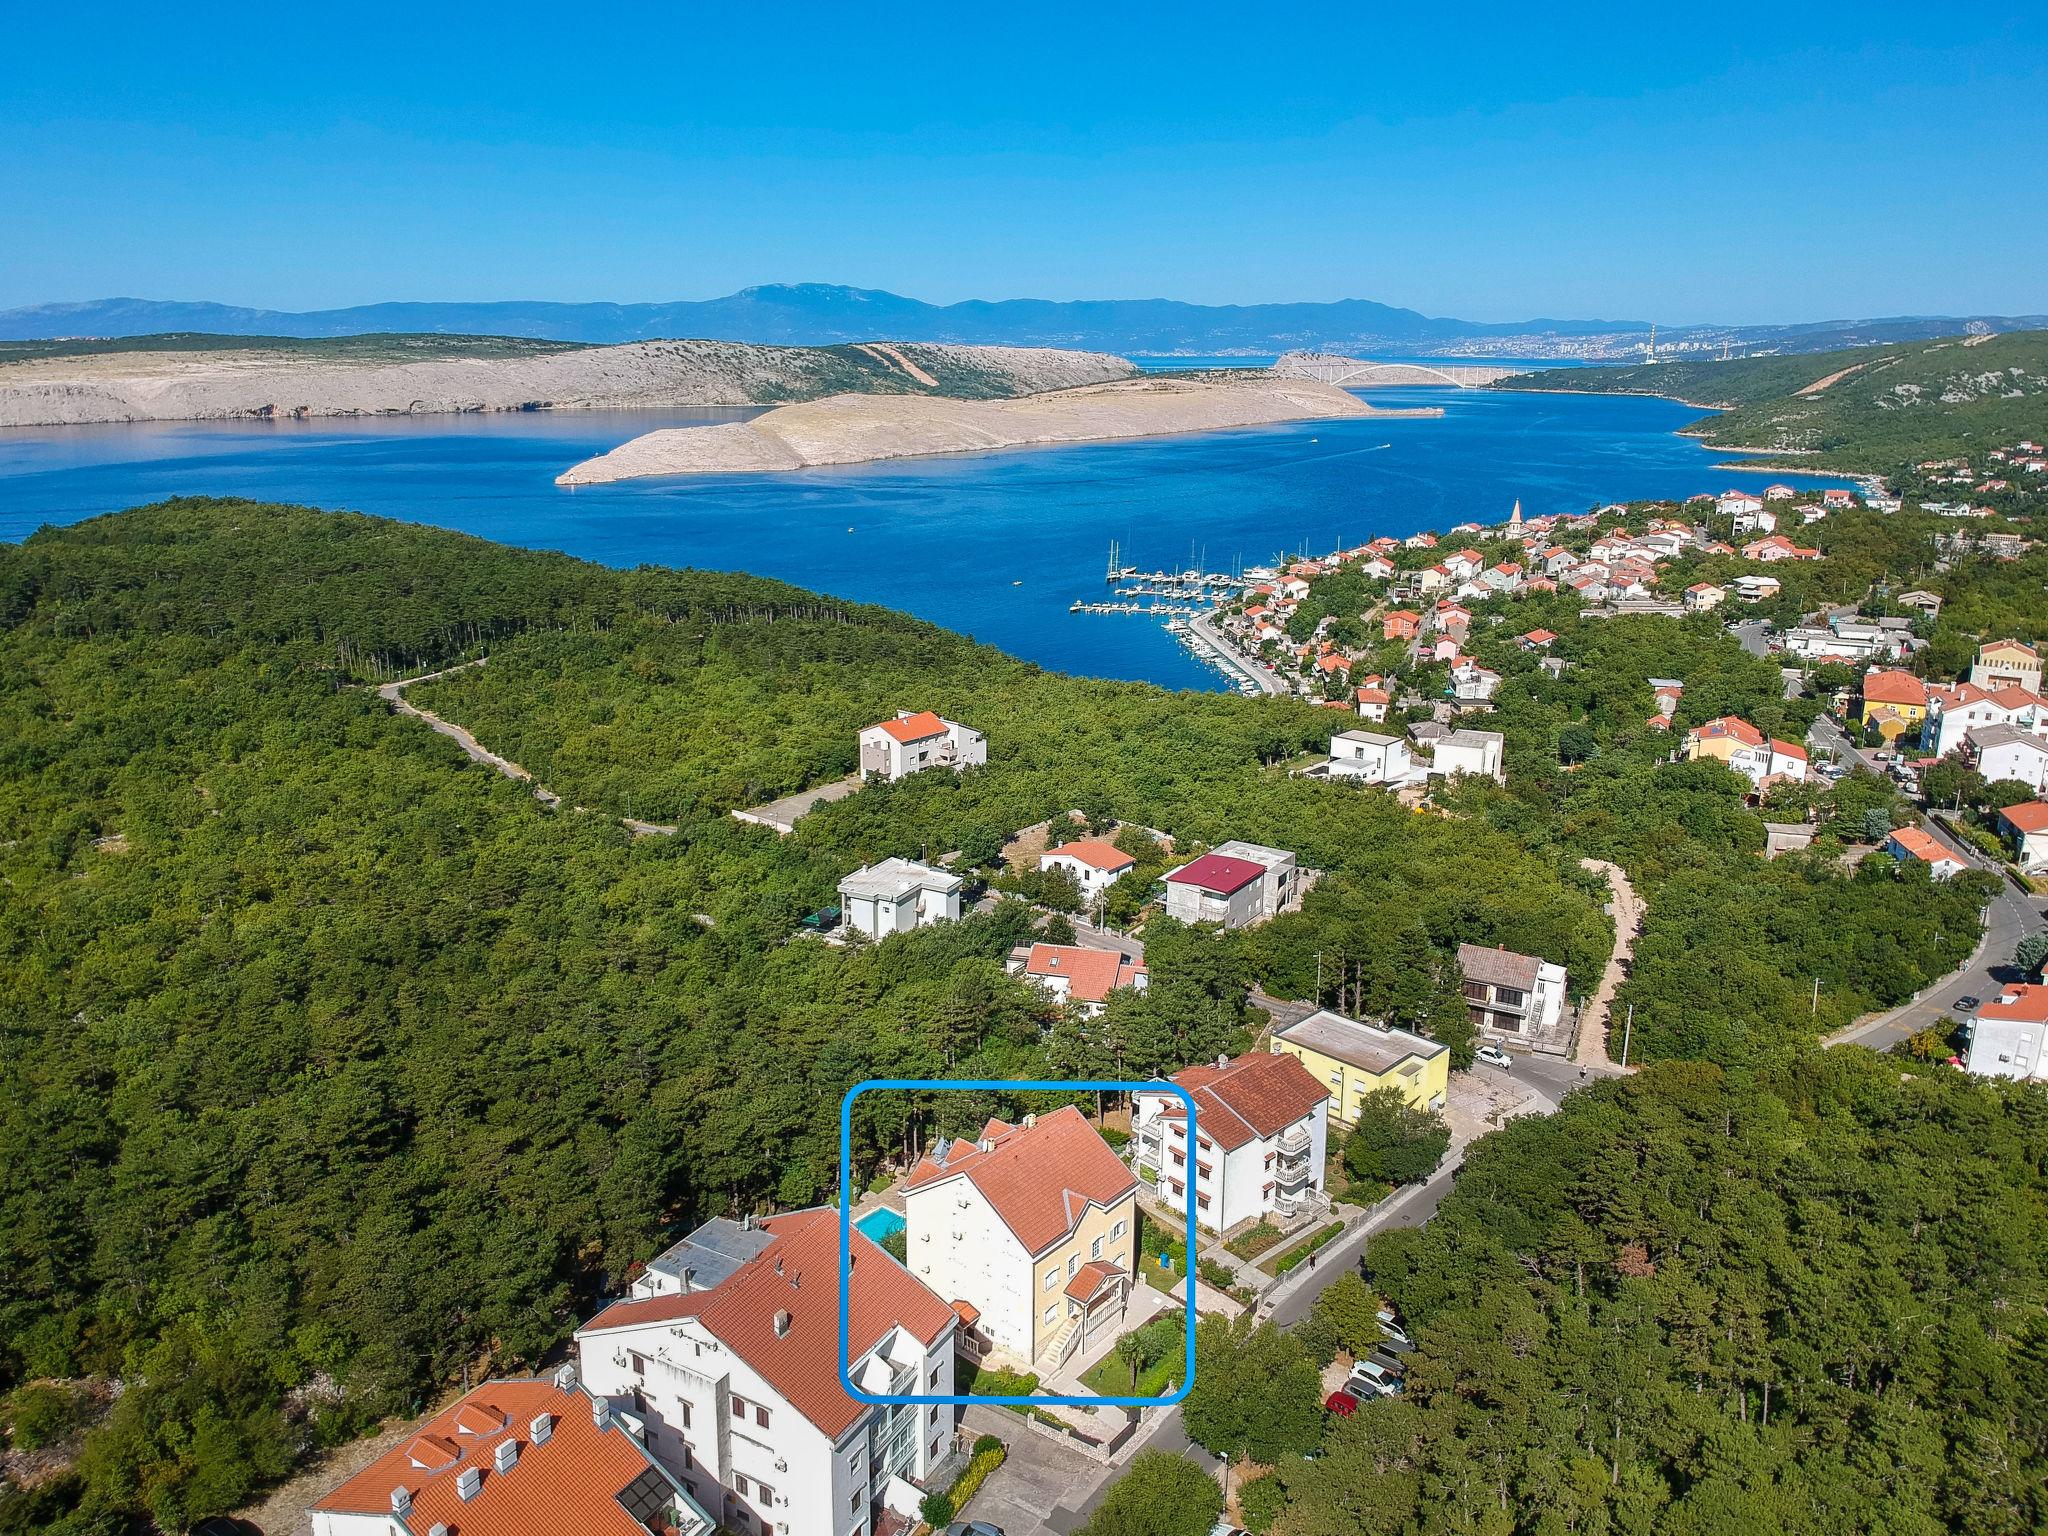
[289,455,2048,1536]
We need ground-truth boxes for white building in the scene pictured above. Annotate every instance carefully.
[1966,985,2048,1081]
[838,859,963,939]
[1922,682,2046,759]
[1327,729,1416,786]
[1884,826,1969,879]
[1130,1052,1331,1234]
[1997,802,2048,872]
[1457,943,1570,1048]
[1017,942,1147,1016]
[1968,725,2048,793]
[311,1373,715,1536]
[902,1107,1138,1371]
[574,1210,957,1536]
[1431,728,1506,785]
[1038,838,1136,902]
[1449,658,1502,703]
[857,711,986,782]
[1209,840,1302,917]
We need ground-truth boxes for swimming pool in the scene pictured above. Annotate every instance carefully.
[855,1208,906,1242]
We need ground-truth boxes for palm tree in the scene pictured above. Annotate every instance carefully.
[1117,1330,1147,1390]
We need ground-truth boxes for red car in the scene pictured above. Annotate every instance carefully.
[1324,1390,1360,1417]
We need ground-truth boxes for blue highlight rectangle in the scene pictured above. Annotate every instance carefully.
[837,1077,1198,1410]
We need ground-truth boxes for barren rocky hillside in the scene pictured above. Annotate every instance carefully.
[0,334,1136,427]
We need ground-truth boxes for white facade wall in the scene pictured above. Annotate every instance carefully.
[1040,851,1128,902]
[1162,878,1262,929]
[904,1179,1033,1358]
[1968,1016,2046,1080]
[1977,738,2048,793]
[577,1313,951,1536]
[1328,733,1412,784]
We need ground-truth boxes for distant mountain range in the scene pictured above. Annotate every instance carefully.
[2,284,2042,361]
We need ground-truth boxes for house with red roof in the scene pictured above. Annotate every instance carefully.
[1039,837,1138,902]
[1018,942,1148,1015]
[902,1106,1139,1370]
[1161,841,1301,928]
[1131,1052,1331,1234]
[1965,984,2048,1081]
[1997,802,2048,872]
[857,710,987,782]
[1381,608,1421,641]
[311,1373,715,1536]
[1885,825,1969,880]
[573,1208,956,1536]
[1742,534,1822,563]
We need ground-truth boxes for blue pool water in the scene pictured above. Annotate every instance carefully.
[854,1208,906,1242]
[0,388,1858,691]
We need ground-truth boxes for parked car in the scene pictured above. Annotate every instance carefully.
[1346,1359,1401,1397]
[1324,1389,1360,1417]
[947,1523,1006,1536]
[1366,1346,1407,1375]
[1955,995,1981,1013]
[1473,1040,1513,1069]
[1378,1322,1414,1353]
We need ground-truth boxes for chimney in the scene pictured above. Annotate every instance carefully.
[456,1467,482,1501]
[1216,1055,1227,1070]
[493,1439,519,1474]
[773,1308,792,1338]
[1023,1113,1036,1129]
[429,1526,449,1536]
[742,1212,754,1231]
[530,1412,554,1445]
[391,1486,412,1518]
[679,1264,695,1290]
[593,1398,612,1431]
[552,1362,577,1391]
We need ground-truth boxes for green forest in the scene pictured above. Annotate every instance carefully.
[0,498,2022,1533]
[1505,328,2048,473]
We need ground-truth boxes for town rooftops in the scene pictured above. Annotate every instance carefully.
[1023,943,1147,1003]
[903,1104,1136,1257]
[837,857,964,901]
[1148,1051,1328,1152]
[1045,838,1137,873]
[1164,852,1266,895]
[578,1208,954,1441]
[312,1377,707,1536]
[872,709,950,743]
[1691,715,1766,748]
[1457,942,1544,992]
[1274,1009,1447,1075]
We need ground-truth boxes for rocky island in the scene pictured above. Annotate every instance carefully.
[556,373,1435,483]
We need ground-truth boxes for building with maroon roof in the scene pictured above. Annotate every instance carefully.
[1161,840,1303,929]
[902,1106,1138,1370]
[1131,1052,1331,1234]
[574,1209,956,1536]
[312,1372,714,1536]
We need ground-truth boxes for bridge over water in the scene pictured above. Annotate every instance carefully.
[1272,352,1526,388]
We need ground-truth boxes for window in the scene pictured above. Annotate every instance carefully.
[1171,1149,1185,1166]
[630,1351,647,1378]
[731,1393,746,1417]
[1196,1191,1211,1209]
[1263,1181,1275,1196]
[929,1366,941,1388]
[1090,1236,1102,1259]
[754,1404,769,1429]
[1264,1152,1275,1168]
[1043,1269,1058,1291]
[929,1405,939,1424]
[1044,1304,1057,1325]
[851,1492,862,1515]
[1111,1219,1127,1240]
[1067,1254,1079,1278]
[735,1473,751,1497]
[757,1482,774,1508]
[678,1400,691,1428]
[1197,1161,1212,1180]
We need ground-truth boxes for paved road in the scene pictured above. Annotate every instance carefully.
[1728,618,1773,659]
[1187,611,1288,696]
[1831,817,2043,1051]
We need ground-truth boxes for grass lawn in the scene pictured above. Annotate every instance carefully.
[1081,1345,1183,1400]
[1137,1209,1190,1294]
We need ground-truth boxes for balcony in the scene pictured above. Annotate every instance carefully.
[1275,1157,1312,1191]
[1276,1123,1311,1156]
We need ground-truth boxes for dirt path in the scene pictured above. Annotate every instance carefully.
[1574,858,1643,1069]
[378,661,677,836]
[1793,358,1882,397]
[230,1405,438,1535]
[856,341,940,388]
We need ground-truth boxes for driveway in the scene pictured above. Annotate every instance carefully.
[959,1407,1120,1536]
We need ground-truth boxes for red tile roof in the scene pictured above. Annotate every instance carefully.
[1691,715,1765,748]
[1770,738,1808,762]
[579,1209,953,1440]
[1164,852,1265,895]
[1064,1260,1125,1303]
[1862,669,1928,708]
[1148,1052,1327,1152]
[1981,984,2048,1025]
[314,1378,688,1536]
[1023,943,1147,1003]
[874,710,948,744]
[1999,802,2048,834]
[902,1105,1136,1257]
[1044,838,1136,874]
[1888,826,1963,867]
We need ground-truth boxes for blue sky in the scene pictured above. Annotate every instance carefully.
[2,3,2042,323]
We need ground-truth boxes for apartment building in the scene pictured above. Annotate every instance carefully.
[857,711,987,782]
[1271,1009,1450,1122]
[575,1211,957,1536]
[837,859,964,939]
[1456,942,1569,1050]
[1131,1052,1331,1234]
[902,1107,1138,1372]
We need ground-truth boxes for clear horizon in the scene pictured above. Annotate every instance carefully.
[3,3,2043,322]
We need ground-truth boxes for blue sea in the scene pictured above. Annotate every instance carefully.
[0,388,1855,692]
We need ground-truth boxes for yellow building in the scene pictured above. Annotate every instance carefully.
[1970,639,2043,694]
[1271,1009,1450,1123]
[1858,668,1929,737]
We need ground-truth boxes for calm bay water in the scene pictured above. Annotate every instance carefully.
[0,389,1854,691]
